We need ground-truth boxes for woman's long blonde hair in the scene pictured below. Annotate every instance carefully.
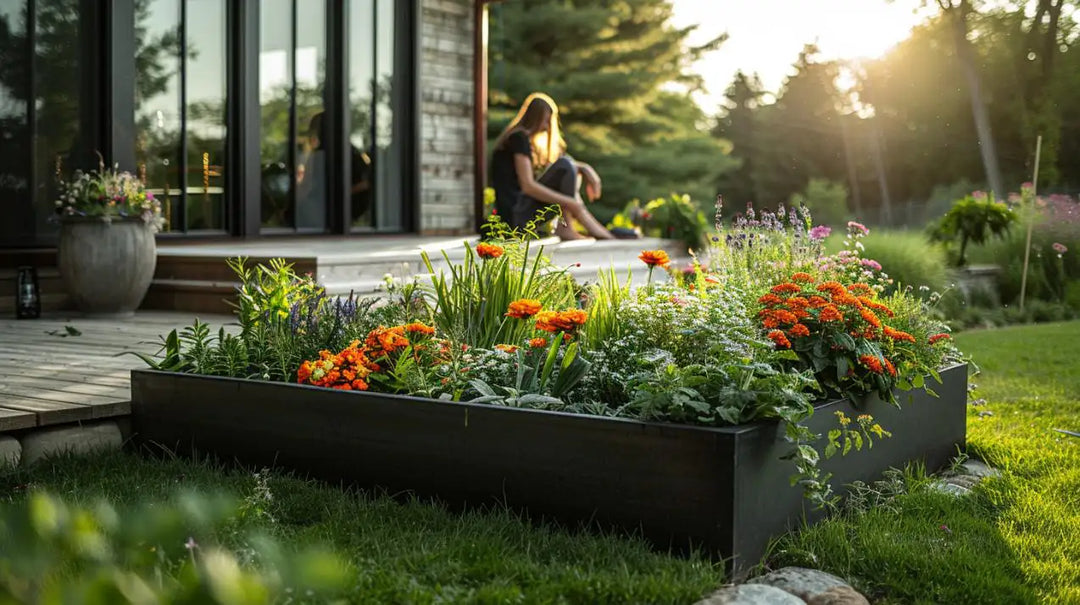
[493,92,565,168]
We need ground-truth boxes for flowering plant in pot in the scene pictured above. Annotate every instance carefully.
[54,158,163,316]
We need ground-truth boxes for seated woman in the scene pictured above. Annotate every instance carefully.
[489,92,613,240]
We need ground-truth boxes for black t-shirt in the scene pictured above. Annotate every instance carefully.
[491,130,532,219]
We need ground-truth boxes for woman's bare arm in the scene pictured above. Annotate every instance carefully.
[513,154,576,207]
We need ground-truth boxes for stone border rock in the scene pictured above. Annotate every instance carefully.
[696,567,870,604]
[7,421,124,467]
[930,457,1001,497]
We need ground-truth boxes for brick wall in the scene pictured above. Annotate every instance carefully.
[419,0,476,235]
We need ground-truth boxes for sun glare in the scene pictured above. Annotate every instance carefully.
[672,0,927,105]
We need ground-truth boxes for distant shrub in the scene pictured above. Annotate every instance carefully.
[857,229,951,295]
[790,178,849,228]
[618,193,709,252]
[927,192,1017,267]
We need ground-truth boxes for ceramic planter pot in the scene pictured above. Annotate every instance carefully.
[58,218,157,317]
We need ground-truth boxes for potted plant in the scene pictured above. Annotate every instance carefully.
[54,158,163,316]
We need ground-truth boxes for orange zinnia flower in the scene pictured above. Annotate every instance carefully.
[505,299,542,319]
[816,281,847,296]
[883,326,915,343]
[788,323,811,338]
[404,322,436,335]
[638,250,671,267]
[476,242,505,259]
[807,295,829,308]
[929,333,951,345]
[771,282,802,295]
[535,309,588,333]
[847,283,874,295]
[791,272,815,283]
[859,354,884,374]
[818,305,844,323]
[859,308,882,328]
[366,326,410,354]
[758,293,784,306]
[883,358,897,377]
[495,344,519,353]
[529,337,549,348]
[768,329,791,349]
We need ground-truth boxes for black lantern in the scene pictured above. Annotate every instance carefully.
[15,266,41,319]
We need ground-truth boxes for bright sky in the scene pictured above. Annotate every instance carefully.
[671,0,928,110]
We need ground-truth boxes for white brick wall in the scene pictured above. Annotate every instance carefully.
[419,0,476,234]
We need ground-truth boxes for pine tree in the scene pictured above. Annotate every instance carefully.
[712,71,766,208]
[487,0,737,218]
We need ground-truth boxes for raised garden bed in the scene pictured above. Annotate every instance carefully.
[130,363,967,576]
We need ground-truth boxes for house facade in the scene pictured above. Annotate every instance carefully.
[0,0,483,250]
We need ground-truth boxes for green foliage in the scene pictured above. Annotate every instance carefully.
[0,490,350,604]
[789,179,849,228]
[928,193,1017,266]
[855,229,950,294]
[633,193,710,252]
[3,451,726,603]
[769,321,1080,604]
[469,340,591,408]
[420,240,576,350]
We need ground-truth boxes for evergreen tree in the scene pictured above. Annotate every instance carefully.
[487,0,737,218]
[712,71,765,208]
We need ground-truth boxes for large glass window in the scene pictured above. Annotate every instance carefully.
[349,0,409,232]
[134,0,227,234]
[260,0,327,231]
[0,0,31,246]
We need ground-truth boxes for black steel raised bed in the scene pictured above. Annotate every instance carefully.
[130,364,967,575]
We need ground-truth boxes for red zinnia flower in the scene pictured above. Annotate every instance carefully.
[789,323,810,338]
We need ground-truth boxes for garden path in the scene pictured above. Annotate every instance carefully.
[0,312,229,432]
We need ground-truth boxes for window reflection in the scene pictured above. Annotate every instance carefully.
[349,0,374,228]
[185,0,227,230]
[259,0,293,229]
[34,0,82,239]
[134,0,182,231]
[0,1,31,245]
[294,0,326,231]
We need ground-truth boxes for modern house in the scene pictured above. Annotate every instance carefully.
[0,0,488,249]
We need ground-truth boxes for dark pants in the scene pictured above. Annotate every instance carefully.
[511,156,577,230]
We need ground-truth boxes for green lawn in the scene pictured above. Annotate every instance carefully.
[768,321,1080,604]
[3,322,1078,603]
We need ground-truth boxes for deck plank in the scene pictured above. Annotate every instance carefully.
[0,407,37,431]
[0,395,93,426]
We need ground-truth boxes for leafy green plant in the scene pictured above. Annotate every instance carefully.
[0,490,350,604]
[928,192,1017,267]
[625,193,710,252]
[469,339,591,408]
[421,240,576,350]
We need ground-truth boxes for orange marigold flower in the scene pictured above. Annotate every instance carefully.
[366,326,410,353]
[847,283,874,295]
[787,296,809,309]
[818,305,844,323]
[495,344,519,353]
[771,282,802,295]
[791,272,815,283]
[883,358,897,377]
[638,249,671,267]
[833,292,864,308]
[859,354,884,374]
[528,337,549,348]
[476,242,504,259]
[883,326,916,343]
[535,309,587,333]
[816,281,847,296]
[404,322,436,335]
[768,329,792,349]
[807,295,829,308]
[788,323,811,338]
[929,333,951,345]
[859,297,895,317]
[762,317,780,329]
[704,275,721,285]
[770,309,798,325]
[758,293,784,306]
[859,308,882,328]
[506,299,543,319]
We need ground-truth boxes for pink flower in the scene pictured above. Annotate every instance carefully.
[847,221,869,236]
[972,190,987,199]
[1052,242,1068,255]
[860,258,883,271]
[809,225,832,241]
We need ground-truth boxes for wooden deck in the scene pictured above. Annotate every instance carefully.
[0,312,230,432]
